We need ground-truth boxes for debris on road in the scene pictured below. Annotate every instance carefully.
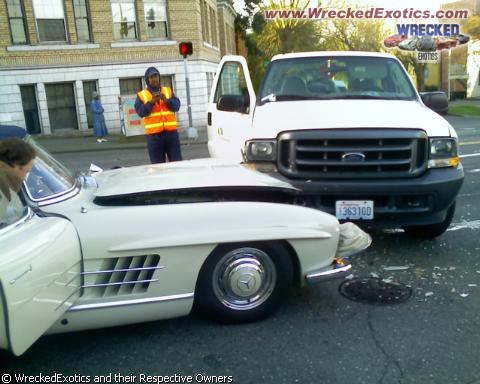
[383,266,409,271]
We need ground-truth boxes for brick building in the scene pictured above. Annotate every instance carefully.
[0,0,238,135]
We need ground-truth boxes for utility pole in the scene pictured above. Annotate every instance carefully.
[179,42,197,139]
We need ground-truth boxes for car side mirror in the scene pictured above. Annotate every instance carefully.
[420,92,449,115]
[217,94,249,113]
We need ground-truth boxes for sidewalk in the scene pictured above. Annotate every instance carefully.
[34,127,207,154]
[449,98,480,107]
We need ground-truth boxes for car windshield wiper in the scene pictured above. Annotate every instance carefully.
[260,93,276,103]
[260,93,332,103]
[329,95,400,100]
[275,95,329,101]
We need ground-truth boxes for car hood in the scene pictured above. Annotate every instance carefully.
[93,158,296,197]
[252,99,453,137]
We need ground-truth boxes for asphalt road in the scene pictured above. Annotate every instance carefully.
[2,116,480,384]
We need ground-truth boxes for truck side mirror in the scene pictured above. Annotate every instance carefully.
[217,94,249,113]
[420,92,448,115]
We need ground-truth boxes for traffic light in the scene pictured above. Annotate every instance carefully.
[179,42,193,58]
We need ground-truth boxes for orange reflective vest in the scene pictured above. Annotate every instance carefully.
[137,87,177,135]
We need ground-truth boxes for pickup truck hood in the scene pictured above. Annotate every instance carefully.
[94,158,296,197]
[252,99,454,137]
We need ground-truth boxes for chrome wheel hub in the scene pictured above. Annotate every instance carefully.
[213,248,277,310]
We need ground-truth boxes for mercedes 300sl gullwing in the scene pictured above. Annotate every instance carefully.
[0,127,370,356]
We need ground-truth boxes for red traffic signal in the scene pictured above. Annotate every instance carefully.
[179,42,193,58]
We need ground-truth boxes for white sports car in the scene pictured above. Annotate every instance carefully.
[0,127,370,356]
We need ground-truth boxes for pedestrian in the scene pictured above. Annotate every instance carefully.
[0,138,36,226]
[135,67,182,163]
[91,91,108,143]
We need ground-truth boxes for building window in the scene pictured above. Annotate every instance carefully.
[120,78,143,96]
[206,72,214,95]
[210,7,217,47]
[73,0,91,43]
[120,76,173,96]
[6,0,27,45]
[83,81,97,128]
[111,0,137,40]
[201,0,206,42]
[45,83,78,130]
[144,0,168,39]
[160,75,173,90]
[202,1,210,43]
[32,0,67,42]
[20,85,41,134]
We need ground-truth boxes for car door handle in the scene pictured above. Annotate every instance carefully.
[207,112,212,126]
[9,264,33,285]
[218,128,223,136]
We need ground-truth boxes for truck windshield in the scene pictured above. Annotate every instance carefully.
[259,56,417,102]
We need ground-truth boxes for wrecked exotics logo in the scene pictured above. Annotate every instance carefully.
[383,24,470,62]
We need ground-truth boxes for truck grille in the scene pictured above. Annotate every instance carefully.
[277,129,428,179]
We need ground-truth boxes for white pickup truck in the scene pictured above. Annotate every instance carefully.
[207,51,464,239]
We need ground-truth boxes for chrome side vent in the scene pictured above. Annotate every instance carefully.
[82,254,162,297]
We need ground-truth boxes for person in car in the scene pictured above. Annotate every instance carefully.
[0,138,36,226]
[135,67,182,164]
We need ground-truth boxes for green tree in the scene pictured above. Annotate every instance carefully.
[256,0,322,57]
[320,0,387,52]
[462,15,480,39]
[394,51,426,91]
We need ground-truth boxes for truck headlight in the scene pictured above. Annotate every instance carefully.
[245,140,277,162]
[428,138,460,168]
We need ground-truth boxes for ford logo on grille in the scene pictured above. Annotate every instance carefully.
[341,152,366,162]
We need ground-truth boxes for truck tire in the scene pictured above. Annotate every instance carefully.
[195,242,293,323]
[402,202,456,239]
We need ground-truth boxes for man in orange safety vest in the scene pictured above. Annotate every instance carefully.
[135,67,182,163]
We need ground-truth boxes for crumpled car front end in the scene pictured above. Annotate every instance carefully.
[305,222,371,284]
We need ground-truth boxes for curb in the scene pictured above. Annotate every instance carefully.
[34,131,208,154]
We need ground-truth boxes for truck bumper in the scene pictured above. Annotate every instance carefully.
[277,165,465,227]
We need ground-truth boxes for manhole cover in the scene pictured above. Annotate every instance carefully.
[339,277,412,305]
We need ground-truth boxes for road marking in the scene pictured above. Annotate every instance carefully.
[468,169,480,173]
[381,219,480,234]
[460,140,480,146]
[460,153,480,158]
[448,220,480,232]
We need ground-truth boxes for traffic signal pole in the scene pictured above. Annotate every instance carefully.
[183,56,194,131]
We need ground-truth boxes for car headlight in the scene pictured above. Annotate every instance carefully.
[428,138,460,168]
[244,140,277,162]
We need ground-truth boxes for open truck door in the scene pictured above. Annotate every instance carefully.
[207,55,256,162]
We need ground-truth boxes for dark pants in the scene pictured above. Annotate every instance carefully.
[146,130,182,164]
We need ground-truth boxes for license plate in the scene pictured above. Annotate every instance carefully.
[335,200,374,220]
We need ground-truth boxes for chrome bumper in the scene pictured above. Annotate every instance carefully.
[305,258,352,284]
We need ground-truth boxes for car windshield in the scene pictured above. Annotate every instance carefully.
[259,56,417,102]
[24,136,76,202]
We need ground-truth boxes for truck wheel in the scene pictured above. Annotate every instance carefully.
[402,203,456,239]
[195,242,293,323]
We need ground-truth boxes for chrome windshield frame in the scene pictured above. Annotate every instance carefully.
[22,136,80,205]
